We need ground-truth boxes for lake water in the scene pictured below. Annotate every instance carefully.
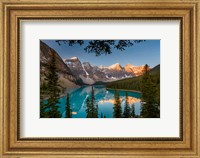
[57,85,142,118]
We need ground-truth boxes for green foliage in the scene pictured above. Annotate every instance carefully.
[106,64,160,118]
[106,64,160,92]
[106,76,142,91]
[55,40,145,56]
[86,98,91,117]
[40,82,48,117]
[86,86,98,118]
[56,40,84,46]
[66,93,72,118]
[140,64,160,118]
[123,92,131,118]
[40,52,61,118]
[131,104,135,118]
[113,91,122,118]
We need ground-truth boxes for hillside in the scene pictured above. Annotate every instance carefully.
[106,64,160,91]
[148,64,160,75]
[40,41,83,90]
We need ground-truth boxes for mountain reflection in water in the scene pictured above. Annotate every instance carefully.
[57,85,142,118]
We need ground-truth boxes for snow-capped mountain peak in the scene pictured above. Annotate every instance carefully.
[108,63,122,71]
[99,65,108,69]
[125,64,147,76]
[70,57,78,60]
[125,63,134,68]
[63,56,147,84]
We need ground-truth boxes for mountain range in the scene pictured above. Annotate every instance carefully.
[63,57,147,85]
[40,41,151,89]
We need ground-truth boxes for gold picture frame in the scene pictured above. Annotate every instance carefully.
[0,0,199,157]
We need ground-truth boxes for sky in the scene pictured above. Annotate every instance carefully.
[42,40,160,68]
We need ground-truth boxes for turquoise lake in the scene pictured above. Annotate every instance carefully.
[57,85,142,118]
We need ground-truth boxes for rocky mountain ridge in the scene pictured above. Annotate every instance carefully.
[63,57,147,85]
[40,41,81,90]
[40,41,149,88]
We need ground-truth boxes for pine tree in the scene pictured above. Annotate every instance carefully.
[101,113,103,118]
[131,104,135,118]
[44,52,61,118]
[40,100,46,118]
[141,64,159,118]
[85,86,98,118]
[91,86,98,118]
[66,93,72,118]
[40,81,48,118]
[123,92,131,118]
[113,91,122,118]
[86,97,92,118]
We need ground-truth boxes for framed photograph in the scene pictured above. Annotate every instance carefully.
[40,39,160,119]
[0,0,199,157]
